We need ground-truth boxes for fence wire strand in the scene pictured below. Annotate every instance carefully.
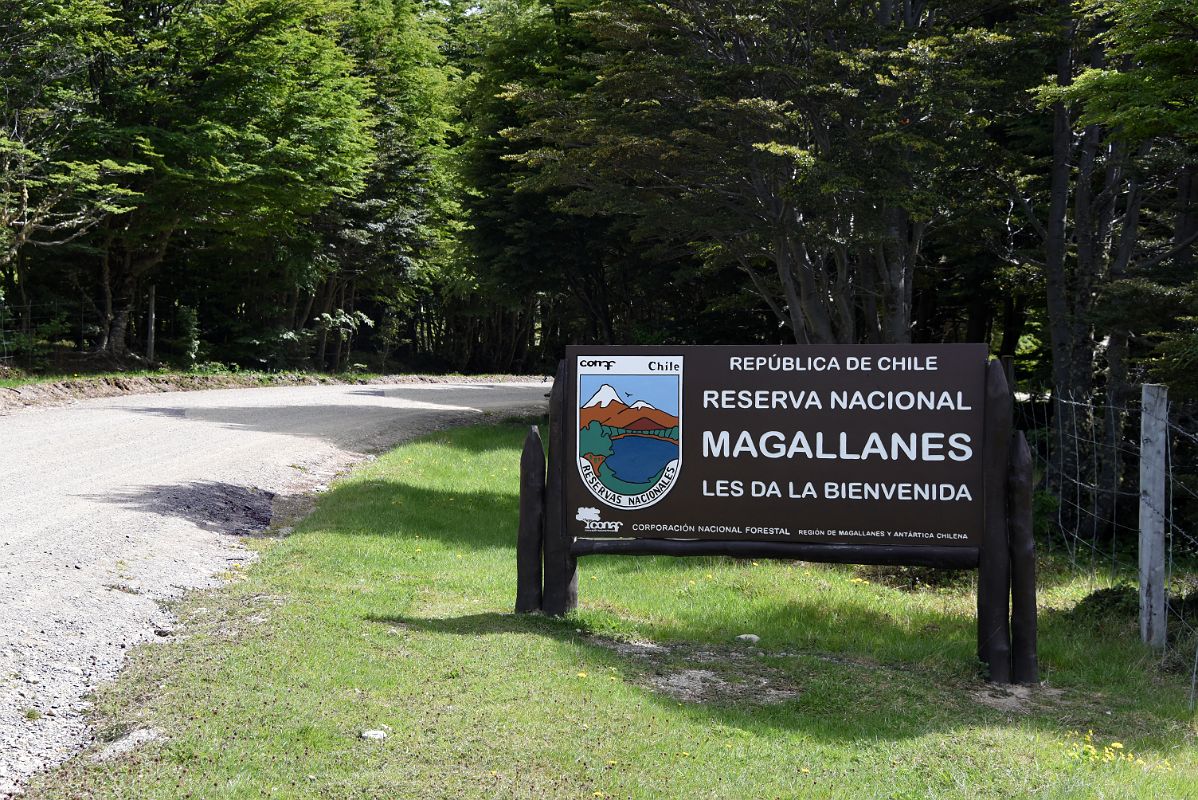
[1035,388,1198,709]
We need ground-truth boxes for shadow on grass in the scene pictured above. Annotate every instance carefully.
[413,417,550,453]
[366,606,1189,755]
[312,475,1173,695]
[363,609,1106,747]
[301,477,879,579]
[300,479,522,549]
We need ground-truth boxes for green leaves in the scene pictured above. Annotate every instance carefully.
[100,0,376,232]
[498,0,1029,343]
[1042,0,1198,143]
[0,0,131,264]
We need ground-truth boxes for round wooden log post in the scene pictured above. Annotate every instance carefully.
[1008,431,1039,684]
[978,359,1013,683]
[515,425,546,614]
[542,361,578,616]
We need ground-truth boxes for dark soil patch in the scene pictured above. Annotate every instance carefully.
[590,637,800,706]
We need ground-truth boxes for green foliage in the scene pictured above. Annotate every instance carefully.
[0,309,73,369]
[103,0,376,226]
[167,306,203,367]
[1034,490,1062,542]
[2,0,1197,395]
[7,0,461,369]
[1043,0,1198,143]
[504,0,1038,344]
[314,309,375,343]
[579,420,613,457]
[1149,317,1198,399]
[447,0,781,366]
[0,0,143,266]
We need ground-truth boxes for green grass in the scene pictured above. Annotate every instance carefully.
[29,422,1198,799]
[0,369,160,388]
[0,368,374,389]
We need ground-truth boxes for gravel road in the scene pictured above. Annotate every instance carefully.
[0,380,547,795]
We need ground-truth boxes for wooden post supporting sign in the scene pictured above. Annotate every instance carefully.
[542,361,578,616]
[978,360,1012,683]
[1008,431,1038,684]
[514,426,545,614]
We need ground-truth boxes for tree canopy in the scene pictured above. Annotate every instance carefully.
[0,0,1193,403]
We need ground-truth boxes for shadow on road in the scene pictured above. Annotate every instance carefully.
[85,481,276,535]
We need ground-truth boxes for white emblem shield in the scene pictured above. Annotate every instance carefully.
[576,355,683,509]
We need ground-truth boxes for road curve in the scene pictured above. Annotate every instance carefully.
[0,380,548,794]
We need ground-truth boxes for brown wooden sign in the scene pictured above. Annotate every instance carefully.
[515,345,1038,685]
[565,345,987,548]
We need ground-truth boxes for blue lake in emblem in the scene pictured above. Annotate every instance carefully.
[605,435,678,485]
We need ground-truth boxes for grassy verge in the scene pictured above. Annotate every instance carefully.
[0,368,373,390]
[29,422,1197,799]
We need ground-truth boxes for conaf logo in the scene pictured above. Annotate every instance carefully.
[575,506,623,533]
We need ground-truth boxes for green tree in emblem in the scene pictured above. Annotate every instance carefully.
[579,421,613,459]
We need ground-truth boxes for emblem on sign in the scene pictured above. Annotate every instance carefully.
[576,355,683,509]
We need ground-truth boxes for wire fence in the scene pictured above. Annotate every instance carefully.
[1020,387,1198,708]
[0,299,101,372]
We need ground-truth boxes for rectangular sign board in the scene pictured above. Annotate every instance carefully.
[565,344,988,548]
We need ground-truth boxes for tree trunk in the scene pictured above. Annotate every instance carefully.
[97,249,113,354]
[1175,165,1197,269]
[1094,163,1145,538]
[314,278,337,369]
[106,264,135,358]
[1041,9,1087,543]
[998,295,1027,358]
[95,226,175,359]
[1044,14,1078,397]
[145,284,156,362]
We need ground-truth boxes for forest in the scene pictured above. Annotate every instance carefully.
[1,0,1196,400]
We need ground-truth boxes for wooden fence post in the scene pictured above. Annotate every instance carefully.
[542,361,578,616]
[978,359,1012,683]
[1139,384,1168,649]
[515,425,545,614]
[1008,431,1038,684]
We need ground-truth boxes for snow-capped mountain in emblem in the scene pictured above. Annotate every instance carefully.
[580,384,677,430]
[582,384,624,408]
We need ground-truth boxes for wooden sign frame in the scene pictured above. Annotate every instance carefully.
[515,353,1038,685]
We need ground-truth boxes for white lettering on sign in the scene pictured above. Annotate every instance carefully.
[726,354,941,372]
[701,430,973,462]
